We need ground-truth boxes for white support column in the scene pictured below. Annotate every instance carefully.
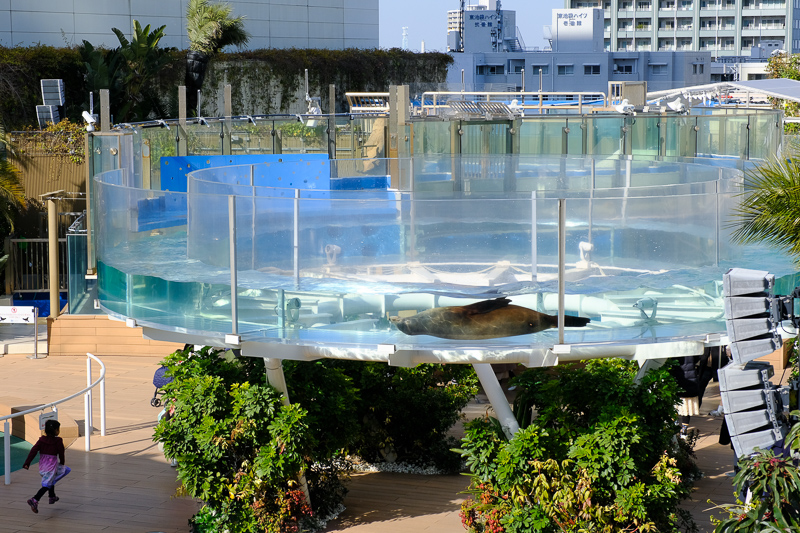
[472,363,520,439]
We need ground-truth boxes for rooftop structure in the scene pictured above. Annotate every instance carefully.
[0,0,379,50]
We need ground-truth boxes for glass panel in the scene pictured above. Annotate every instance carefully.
[460,122,510,154]
[587,116,625,155]
[275,117,328,155]
[186,122,224,156]
[630,115,660,157]
[662,116,697,157]
[229,119,276,155]
[518,118,566,155]
[413,121,453,155]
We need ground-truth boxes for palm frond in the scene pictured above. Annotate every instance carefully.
[729,152,800,265]
[186,0,249,55]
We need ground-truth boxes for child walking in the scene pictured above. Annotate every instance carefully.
[22,419,71,513]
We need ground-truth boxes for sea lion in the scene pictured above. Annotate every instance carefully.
[389,297,591,340]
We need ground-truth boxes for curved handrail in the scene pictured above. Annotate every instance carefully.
[2,353,106,485]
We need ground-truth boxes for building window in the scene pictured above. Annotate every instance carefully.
[558,64,575,75]
[651,64,668,74]
[584,64,601,75]
[531,65,549,75]
[692,63,704,74]
[615,63,634,73]
[476,65,505,75]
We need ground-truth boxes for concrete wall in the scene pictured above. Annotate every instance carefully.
[0,0,379,51]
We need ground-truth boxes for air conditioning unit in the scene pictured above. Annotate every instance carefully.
[36,105,60,129]
[41,79,65,106]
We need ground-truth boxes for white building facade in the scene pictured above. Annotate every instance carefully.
[0,0,379,50]
[566,0,799,56]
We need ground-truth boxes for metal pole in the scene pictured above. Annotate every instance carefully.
[251,165,256,271]
[4,420,10,485]
[715,173,721,266]
[558,198,566,345]
[293,189,300,289]
[33,307,38,359]
[228,195,239,335]
[47,199,59,319]
[531,191,537,282]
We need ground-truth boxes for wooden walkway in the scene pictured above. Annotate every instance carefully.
[0,352,755,533]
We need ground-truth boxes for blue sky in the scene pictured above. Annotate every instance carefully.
[379,0,564,52]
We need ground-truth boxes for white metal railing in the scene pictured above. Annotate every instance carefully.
[346,92,391,113]
[2,353,106,485]
[420,90,608,116]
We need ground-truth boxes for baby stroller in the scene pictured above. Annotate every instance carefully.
[150,366,174,407]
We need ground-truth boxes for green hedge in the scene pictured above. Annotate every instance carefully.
[0,45,453,128]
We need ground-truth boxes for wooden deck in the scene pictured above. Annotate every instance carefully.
[0,351,760,533]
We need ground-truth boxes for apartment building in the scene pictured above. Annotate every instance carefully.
[566,0,800,56]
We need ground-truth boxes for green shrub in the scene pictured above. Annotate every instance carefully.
[334,361,478,472]
[712,412,800,532]
[154,347,480,530]
[456,360,698,532]
[154,346,316,533]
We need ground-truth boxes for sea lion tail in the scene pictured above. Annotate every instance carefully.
[562,315,590,328]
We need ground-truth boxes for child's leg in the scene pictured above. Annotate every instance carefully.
[33,486,49,501]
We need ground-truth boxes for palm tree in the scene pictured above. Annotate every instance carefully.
[729,143,800,266]
[0,127,26,273]
[185,0,250,114]
[0,127,25,231]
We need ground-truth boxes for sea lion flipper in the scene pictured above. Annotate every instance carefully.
[461,297,512,315]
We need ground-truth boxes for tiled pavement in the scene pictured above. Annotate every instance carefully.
[0,349,764,533]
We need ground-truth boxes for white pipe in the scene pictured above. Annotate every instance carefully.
[317,291,619,320]
[264,358,291,406]
[472,363,520,439]
[558,199,566,345]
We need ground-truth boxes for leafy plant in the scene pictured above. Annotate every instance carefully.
[18,119,86,165]
[456,360,697,533]
[154,346,314,533]
[112,21,174,122]
[185,0,249,113]
[333,361,478,472]
[0,125,25,233]
[712,412,800,532]
[728,152,800,266]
